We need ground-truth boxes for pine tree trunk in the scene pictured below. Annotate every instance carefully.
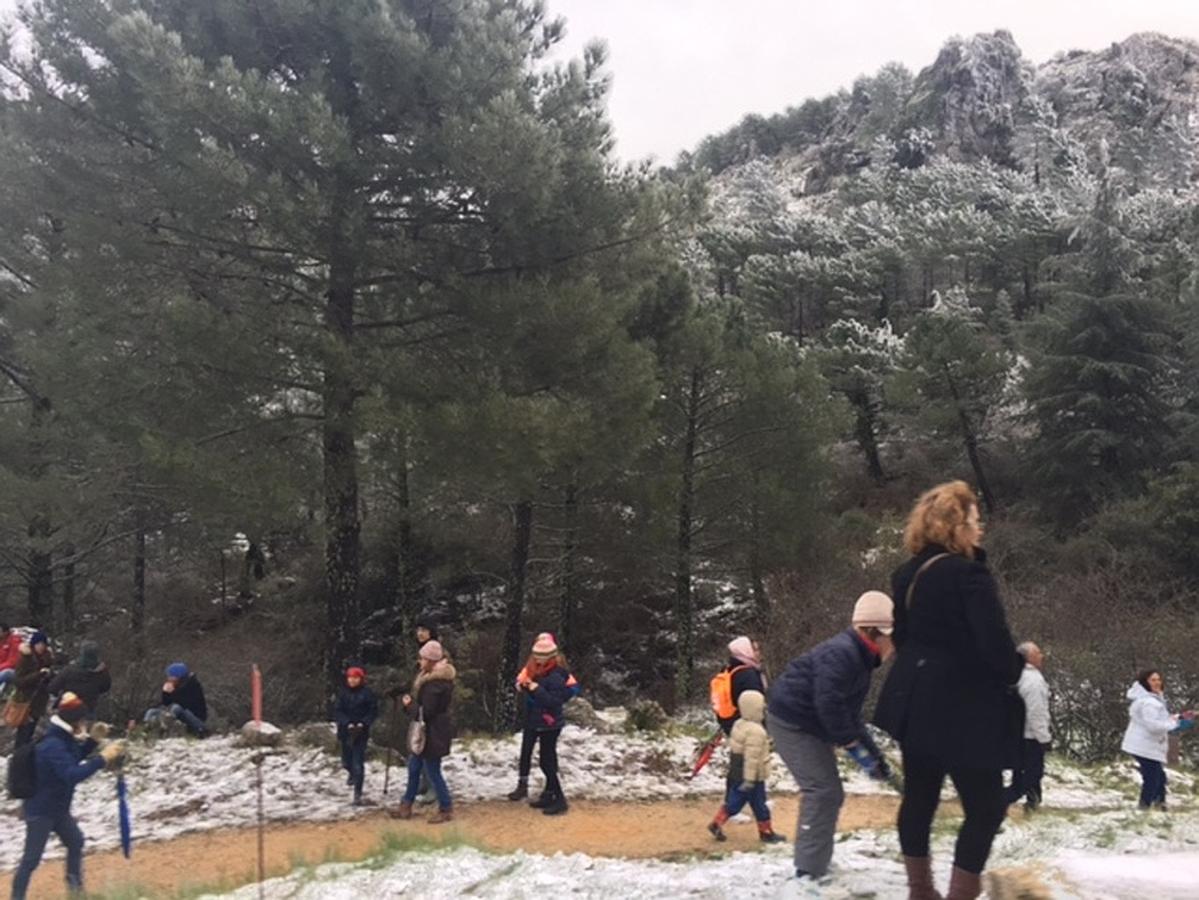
[26,396,53,627]
[132,524,146,657]
[389,428,418,659]
[557,483,579,652]
[943,365,996,513]
[494,500,533,732]
[61,543,76,637]
[674,368,702,707]
[27,515,53,627]
[322,227,361,693]
[748,488,768,624]
[850,389,886,484]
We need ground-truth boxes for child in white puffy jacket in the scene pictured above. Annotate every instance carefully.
[706,690,785,843]
[1120,669,1195,809]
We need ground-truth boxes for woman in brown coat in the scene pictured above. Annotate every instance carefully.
[391,640,456,823]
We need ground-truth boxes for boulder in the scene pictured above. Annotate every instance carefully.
[626,699,670,733]
[291,721,339,755]
[239,720,283,748]
[564,697,614,734]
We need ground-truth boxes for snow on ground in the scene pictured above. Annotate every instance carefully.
[198,802,1199,899]
[0,718,846,868]
[202,838,905,900]
[2,710,1197,897]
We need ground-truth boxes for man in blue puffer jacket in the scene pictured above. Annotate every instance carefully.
[11,691,127,900]
[767,592,895,883]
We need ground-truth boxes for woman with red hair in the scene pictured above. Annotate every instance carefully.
[874,481,1022,900]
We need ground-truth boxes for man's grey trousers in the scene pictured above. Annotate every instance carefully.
[767,711,844,877]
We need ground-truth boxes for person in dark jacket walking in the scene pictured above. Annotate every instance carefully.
[335,666,379,806]
[390,640,456,823]
[11,631,56,748]
[767,591,895,882]
[143,662,209,736]
[48,640,112,721]
[872,481,1023,900]
[10,691,127,900]
[505,633,578,815]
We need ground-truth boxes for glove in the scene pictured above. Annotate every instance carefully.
[845,743,884,780]
[89,722,111,741]
[100,741,128,768]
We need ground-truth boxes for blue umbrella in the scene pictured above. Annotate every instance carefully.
[117,774,132,858]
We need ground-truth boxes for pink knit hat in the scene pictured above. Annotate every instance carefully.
[728,636,759,668]
[531,632,558,657]
[419,639,444,661]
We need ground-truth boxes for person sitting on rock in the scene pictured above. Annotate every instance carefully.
[143,662,209,737]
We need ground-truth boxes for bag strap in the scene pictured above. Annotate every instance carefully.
[904,552,952,612]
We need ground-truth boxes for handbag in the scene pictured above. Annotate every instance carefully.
[873,553,952,739]
[3,697,32,729]
[407,705,426,756]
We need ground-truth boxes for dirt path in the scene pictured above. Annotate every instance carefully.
[17,793,919,898]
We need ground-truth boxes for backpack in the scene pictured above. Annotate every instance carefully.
[709,665,749,720]
[6,740,37,800]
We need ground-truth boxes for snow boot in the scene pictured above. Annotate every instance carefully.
[529,791,553,810]
[389,801,413,820]
[507,778,529,801]
[542,793,569,816]
[903,856,944,900]
[945,866,981,900]
[708,806,730,841]
[757,820,786,844]
[427,808,453,824]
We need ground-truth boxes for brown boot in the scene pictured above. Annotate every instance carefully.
[389,801,413,820]
[945,866,981,900]
[903,857,944,900]
[427,808,453,824]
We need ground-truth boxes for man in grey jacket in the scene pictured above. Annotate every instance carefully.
[1005,641,1051,810]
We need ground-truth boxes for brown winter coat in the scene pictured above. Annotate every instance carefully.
[728,690,772,784]
[406,660,456,759]
[13,643,56,719]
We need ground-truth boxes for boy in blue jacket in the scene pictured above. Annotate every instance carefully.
[11,691,126,900]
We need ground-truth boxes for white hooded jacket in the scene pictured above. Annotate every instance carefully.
[1120,681,1178,763]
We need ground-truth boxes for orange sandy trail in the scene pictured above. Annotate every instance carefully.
[15,793,917,899]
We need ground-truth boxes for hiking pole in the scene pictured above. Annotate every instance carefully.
[252,664,265,900]
[383,695,399,795]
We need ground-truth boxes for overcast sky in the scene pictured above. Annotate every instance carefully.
[547,0,1199,164]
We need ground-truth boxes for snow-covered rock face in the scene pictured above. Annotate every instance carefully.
[703,30,1199,195]
[1036,33,1199,184]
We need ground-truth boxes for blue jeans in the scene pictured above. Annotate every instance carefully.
[1134,755,1167,808]
[11,812,85,900]
[144,704,208,736]
[724,780,772,822]
[403,755,451,810]
[340,734,367,797]
[0,668,14,687]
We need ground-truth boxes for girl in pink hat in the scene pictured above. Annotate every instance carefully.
[507,632,579,815]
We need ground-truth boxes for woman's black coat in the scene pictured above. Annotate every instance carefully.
[873,545,1023,770]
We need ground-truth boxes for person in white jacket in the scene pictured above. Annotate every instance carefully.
[1005,642,1051,810]
[1120,669,1195,809]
